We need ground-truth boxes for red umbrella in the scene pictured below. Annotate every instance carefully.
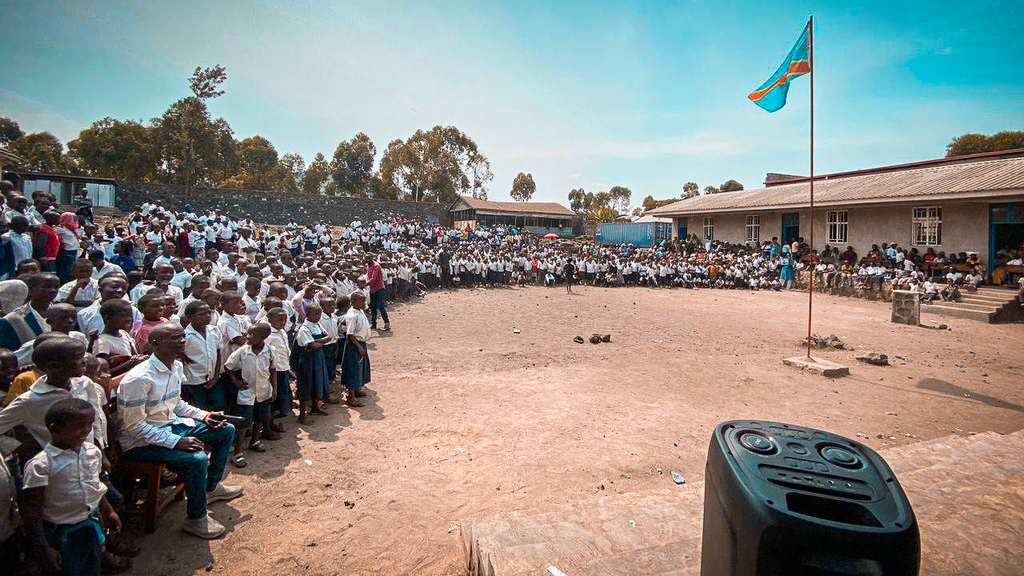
[543,233,559,239]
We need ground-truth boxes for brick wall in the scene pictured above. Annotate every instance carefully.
[117,183,451,226]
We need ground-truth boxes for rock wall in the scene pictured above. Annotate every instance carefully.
[117,183,451,226]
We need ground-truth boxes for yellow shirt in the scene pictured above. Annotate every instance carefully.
[3,370,38,406]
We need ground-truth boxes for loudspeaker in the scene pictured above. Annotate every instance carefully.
[700,420,920,576]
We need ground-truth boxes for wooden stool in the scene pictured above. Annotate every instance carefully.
[120,460,185,533]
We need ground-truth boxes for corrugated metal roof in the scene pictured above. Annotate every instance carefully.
[650,156,1024,216]
[451,196,576,217]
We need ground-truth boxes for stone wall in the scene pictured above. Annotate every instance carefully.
[116,183,451,226]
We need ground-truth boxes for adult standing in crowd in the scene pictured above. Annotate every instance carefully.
[365,255,390,331]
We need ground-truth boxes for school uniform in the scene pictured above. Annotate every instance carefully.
[320,313,340,396]
[224,344,274,426]
[266,328,293,416]
[293,320,330,402]
[92,330,138,368]
[182,324,223,411]
[22,442,107,576]
[341,308,371,390]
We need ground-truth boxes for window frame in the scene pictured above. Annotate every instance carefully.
[826,210,848,244]
[911,206,942,247]
[702,216,715,241]
[745,215,760,243]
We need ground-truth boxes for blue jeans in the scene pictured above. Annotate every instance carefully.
[370,290,389,325]
[123,421,235,519]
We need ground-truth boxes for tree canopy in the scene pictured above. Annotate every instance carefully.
[68,118,157,183]
[0,117,25,146]
[331,133,376,197]
[946,131,1024,157]
[510,172,536,202]
[8,132,67,172]
[379,126,493,203]
[719,179,744,192]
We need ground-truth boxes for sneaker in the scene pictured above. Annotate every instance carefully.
[182,514,226,539]
[206,483,244,504]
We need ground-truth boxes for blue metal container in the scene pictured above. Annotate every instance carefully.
[596,222,672,247]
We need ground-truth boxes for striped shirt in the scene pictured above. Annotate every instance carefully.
[116,356,209,452]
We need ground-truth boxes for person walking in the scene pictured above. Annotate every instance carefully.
[365,255,390,331]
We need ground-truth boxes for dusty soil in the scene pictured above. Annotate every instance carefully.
[127,286,1024,576]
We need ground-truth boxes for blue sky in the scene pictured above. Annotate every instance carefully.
[2,0,1022,207]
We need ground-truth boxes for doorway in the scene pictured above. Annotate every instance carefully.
[781,213,800,246]
[989,203,1024,281]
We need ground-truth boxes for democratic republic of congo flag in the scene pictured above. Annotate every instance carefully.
[748,22,811,113]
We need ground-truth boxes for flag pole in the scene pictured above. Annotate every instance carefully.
[806,15,815,359]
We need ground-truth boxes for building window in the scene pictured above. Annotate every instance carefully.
[703,217,715,241]
[912,207,942,246]
[745,215,760,243]
[826,210,848,244]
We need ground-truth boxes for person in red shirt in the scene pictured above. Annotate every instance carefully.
[32,212,61,273]
[365,255,390,331]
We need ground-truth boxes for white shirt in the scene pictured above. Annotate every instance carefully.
[217,313,251,357]
[57,279,100,308]
[183,324,221,385]
[224,344,274,405]
[116,356,209,452]
[22,442,107,525]
[0,375,105,453]
[91,261,122,280]
[56,227,81,252]
[344,308,370,342]
[266,328,290,369]
[5,231,31,264]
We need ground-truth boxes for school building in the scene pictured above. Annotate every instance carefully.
[649,149,1024,280]
[449,196,578,236]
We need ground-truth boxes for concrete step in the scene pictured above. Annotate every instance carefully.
[921,303,997,322]
[880,433,994,474]
[891,432,1020,487]
[571,538,702,576]
[960,294,1017,305]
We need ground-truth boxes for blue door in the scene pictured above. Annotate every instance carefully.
[781,213,800,246]
[989,203,1024,280]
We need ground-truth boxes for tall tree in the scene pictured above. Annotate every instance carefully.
[279,153,305,192]
[586,191,617,224]
[719,179,744,192]
[188,65,228,100]
[301,153,331,195]
[704,185,721,195]
[151,98,235,188]
[567,188,587,212]
[331,133,376,197]
[608,185,632,213]
[510,172,536,202]
[0,117,25,146]
[8,132,67,172]
[681,181,699,199]
[379,125,493,203]
[641,195,679,211]
[68,118,158,182]
[224,135,289,190]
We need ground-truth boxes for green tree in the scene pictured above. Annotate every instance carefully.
[331,133,376,197]
[224,135,290,190]
[68,118,158,182]
[279,153,305,192]
[379,125,493,203]
[151,98,235,188]
[641,195,679,211]
[704,185,721,195]
[301,153,331,195]
[8,132,67,172]
[510,172,536,202]
[946,131,1024,157]
[586,191,617,224]
[681,181,699,199]
[720,179,744,192]
[0,117,25,146]
[608,185,632,213]
[189,65,228,100]
[568,188,587,212]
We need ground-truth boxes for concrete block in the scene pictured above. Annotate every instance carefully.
[783,356,850,378]
[891,290,921,325]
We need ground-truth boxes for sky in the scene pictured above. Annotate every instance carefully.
[1,0,1022,208]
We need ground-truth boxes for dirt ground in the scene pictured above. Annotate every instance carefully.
[127,285,1024,576]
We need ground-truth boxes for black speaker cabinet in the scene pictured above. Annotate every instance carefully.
[700,420,920,576]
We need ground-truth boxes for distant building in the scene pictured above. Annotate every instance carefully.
[649,149,1024,277]
[2,170,118,208]
[0,149,23,178]
[449,196,577,236]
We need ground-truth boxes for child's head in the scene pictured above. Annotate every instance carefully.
[71,258,94,280]
[45,397,95,450]
[320,297,336,316]
[99,298,134,332]
[32,336,87,381]
[217,276,238,294]
[44,303,78,334]
[200,288,222,311]
[305,303,323,323]
[266,307,287,330]
[83,354,111,392]
[160,295,177,320]
[98,274,128,301]
[221,292,244,315]
[154,263,174,285]
[126,269,144,289]
[183,298,211,327]
[0,350,18,385]
[349,291,366,311]
[336,295,350,315]
[245,277,261,297]
[247,322,271,347]
[138,292,165,322]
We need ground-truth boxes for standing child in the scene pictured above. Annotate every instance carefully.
[292,304,331,424]
[224,323,278,468]
[131,292,165,350]
[93,299,144,377]
[19,398,121,576]
[264,308,291,429]
[341,292,372,407]
[181,301,223,412]
[318,298,341,405]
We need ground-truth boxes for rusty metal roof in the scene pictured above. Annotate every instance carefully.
[451,196,576,217]
[650,155,1024,216]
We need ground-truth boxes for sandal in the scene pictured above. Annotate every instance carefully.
[296,415,313,425]
[229,452,248,468]
[323,395,342,404]
[346,397,365,407]
[311,406,329,415]
[248,441,268,453]
[353,388,368,398]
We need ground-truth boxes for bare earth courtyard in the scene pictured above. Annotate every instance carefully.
[128,286,1024,576]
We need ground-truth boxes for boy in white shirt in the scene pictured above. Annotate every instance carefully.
[265,308,292,424]
[224,323,279,468]
[181,301,223,412]
[340,292,372,407]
